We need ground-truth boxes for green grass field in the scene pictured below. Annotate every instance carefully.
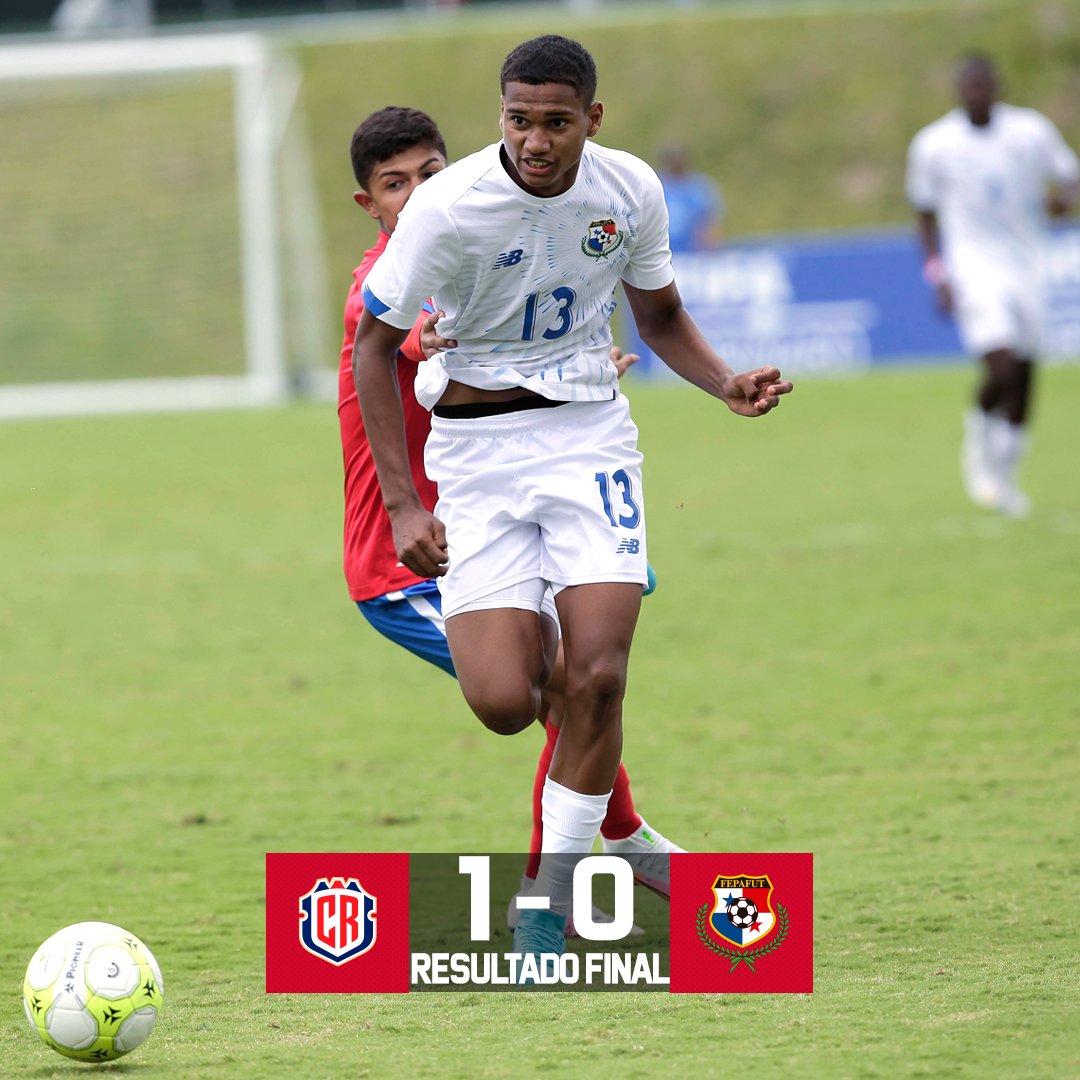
[2,364,1078,1077]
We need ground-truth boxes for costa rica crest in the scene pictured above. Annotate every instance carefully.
[298,877,377,965]
[582,218,624,258]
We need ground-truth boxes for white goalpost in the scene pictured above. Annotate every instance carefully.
[0,32,327,419]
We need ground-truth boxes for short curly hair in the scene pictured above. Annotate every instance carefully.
[958,50,998,78]
[500,35,597,105]
[350,106,447,190]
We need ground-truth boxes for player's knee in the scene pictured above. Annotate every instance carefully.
[464,684,540,736]
[473,705,536,737]
[1008,362,1031,396]
[564,658,627,715]
[997,365,1029,423]
[982,370,1009,402]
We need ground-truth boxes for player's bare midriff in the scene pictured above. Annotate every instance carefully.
[436,380,545,407]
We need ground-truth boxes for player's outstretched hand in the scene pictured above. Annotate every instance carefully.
[419,310,458,359]
[610,345,640,379]
[721,366,793,417]
[390,505,449,578]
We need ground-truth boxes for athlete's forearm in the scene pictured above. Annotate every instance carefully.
[916,210,941,258]
[353,311,420,515]
[623,282,733,399]
[647,309,735,398]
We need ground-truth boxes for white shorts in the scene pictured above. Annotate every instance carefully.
[425,395,648,619]
[953,278,1045,357]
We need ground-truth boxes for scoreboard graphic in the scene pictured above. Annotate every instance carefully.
[266,852,812,994]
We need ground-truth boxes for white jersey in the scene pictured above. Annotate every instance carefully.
[906,103,1079,288]
[362,140,675,408]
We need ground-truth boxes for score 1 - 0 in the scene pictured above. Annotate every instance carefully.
[458,855,637,942]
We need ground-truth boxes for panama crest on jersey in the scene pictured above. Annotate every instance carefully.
[298,877,377,965]
[582,218,625,259]
[708,874,777,949]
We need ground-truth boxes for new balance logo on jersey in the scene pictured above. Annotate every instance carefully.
[492,249,525,269]
[616,539,640,554]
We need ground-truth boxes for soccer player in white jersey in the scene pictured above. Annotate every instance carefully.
[907,53,1079,517]
[354,35,791,964]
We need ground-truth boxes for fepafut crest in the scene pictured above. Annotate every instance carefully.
[581,218,624,258]
[697,872,789,972]
[298,877,376,965]
[709,874,777,949]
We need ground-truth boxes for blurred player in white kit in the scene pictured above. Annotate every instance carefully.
[907,53,1079,517]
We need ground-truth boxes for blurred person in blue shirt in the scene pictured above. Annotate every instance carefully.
[658,141,725,252]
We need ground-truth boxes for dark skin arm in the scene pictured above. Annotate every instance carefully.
[1048,180,1079,218]
[621,280,791,413]
[916,209,952,315]
[352,308,447,578]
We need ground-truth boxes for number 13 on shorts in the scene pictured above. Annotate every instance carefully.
[595,468,641,529]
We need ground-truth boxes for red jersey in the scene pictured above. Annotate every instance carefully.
[338,232,439,601]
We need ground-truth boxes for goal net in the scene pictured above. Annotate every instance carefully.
[0,33,327,419]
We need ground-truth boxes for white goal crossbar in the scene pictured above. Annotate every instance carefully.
[0,34,293,419]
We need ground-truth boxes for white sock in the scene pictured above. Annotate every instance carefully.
[964,407,988,444]
[986,415,1028,486]
[530,778,610,917]
[963,407,990,464]
[962,407,993,488]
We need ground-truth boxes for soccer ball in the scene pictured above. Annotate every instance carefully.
[727,898,759,929]
[23,922,164,1063]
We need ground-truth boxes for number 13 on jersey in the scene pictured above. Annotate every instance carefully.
[521,287,576,341]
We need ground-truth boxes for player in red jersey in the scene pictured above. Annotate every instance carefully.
[338,107,681,928]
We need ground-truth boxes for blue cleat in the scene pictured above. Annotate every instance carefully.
[643,561,657,597]
[511,908,566,984]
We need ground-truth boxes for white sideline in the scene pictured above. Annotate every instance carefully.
[0,376,283,421]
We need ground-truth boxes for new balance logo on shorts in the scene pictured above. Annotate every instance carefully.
[616,538,640,554]
[492,249,524,269]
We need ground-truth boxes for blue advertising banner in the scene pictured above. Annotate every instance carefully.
[628,226,1080,376]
